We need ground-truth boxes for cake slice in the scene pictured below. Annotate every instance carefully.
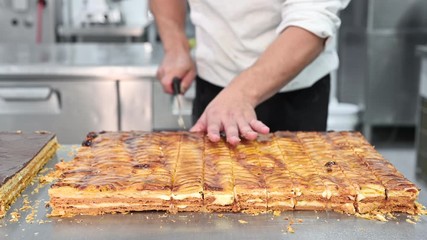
[232,139,267,213]
[298,132,358,214]
[327,132,387,213]
[0,131,58,218]
[49,132,175,216]
[257,134,295,211]
[203,138,235,212]
[273,132,327,211]
[170,132,204,212]
[342,132,419,214]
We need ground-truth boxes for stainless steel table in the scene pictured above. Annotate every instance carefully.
[1,145,427,240]
[0,43,160,78]
[0,43,189,141]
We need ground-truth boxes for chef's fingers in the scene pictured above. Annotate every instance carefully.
[206,117,221,142]
[181,68,196,94]
[223,119,240,145]
[249,119,270,134]
[160,73,175,94]
[156,67,164,81]
[237,118,258,140]
[190,113,207,132]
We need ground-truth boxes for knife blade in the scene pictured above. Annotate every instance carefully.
[172,77,186,130]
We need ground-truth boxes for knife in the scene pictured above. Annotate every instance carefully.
[172,77,186,130]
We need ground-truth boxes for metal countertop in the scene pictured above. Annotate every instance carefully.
[0,43,161,79]
[1,145,427,240]
[58,24,150,38]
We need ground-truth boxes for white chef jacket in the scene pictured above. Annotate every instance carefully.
[188,0,350,92]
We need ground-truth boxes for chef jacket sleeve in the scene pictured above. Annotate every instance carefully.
[277,0,351,48]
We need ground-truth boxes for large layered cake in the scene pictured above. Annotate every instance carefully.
[0,131,58,218]
[49,131,420,217]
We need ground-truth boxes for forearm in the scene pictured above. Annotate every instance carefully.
[226,26,325,107]
[149,0,189,52]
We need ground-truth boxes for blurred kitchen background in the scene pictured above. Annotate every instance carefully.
[0,0,427,183]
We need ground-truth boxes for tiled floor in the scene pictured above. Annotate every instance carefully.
[378,146,427,206]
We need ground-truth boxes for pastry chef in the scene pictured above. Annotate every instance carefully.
[150,0,351,145]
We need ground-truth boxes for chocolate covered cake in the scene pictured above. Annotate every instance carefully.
[0,131,58,218]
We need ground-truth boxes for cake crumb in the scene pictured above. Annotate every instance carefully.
[386,213,396,220]
[31,188,39,195]
[287,225,295,233]
[297,219,303,223]
[415,202,427,215]
[273,210,281,216]
[25,210,37,224]
[375,213,387,222]
[217,214,224,218]
[355,212,388,222]
[9,211,20,222]
[238,220,248,224]
[406,219,416,224]
[39,170,60,184]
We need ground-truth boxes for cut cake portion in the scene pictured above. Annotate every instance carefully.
[171,133,204,212]
[232,139,267,213]
[0,131,58,218]
[203,137,235,212]
[342,131,419,214]
[258,133,295,211]
[49,132,175,216]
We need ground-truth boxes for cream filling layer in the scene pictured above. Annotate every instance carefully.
[49,188,171,201]
[205,192,234,205]
[296,200,326,208]
[172,192,202,200]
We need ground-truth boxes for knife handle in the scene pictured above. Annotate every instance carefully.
[172,77,182,95]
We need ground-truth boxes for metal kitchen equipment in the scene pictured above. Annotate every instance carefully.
[416,45,427,184]
[78,0,125,26]
[0,0,61,43]
[338,0,427,140]
[172,77,186,129]
[0,43,192,143]
[57,0,154,43]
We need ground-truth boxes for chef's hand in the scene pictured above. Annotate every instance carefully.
[157,49,196,94]
[190,86,270,145]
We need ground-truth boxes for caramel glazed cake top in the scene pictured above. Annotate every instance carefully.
[0,131,56,187]
[50,131,422,215]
